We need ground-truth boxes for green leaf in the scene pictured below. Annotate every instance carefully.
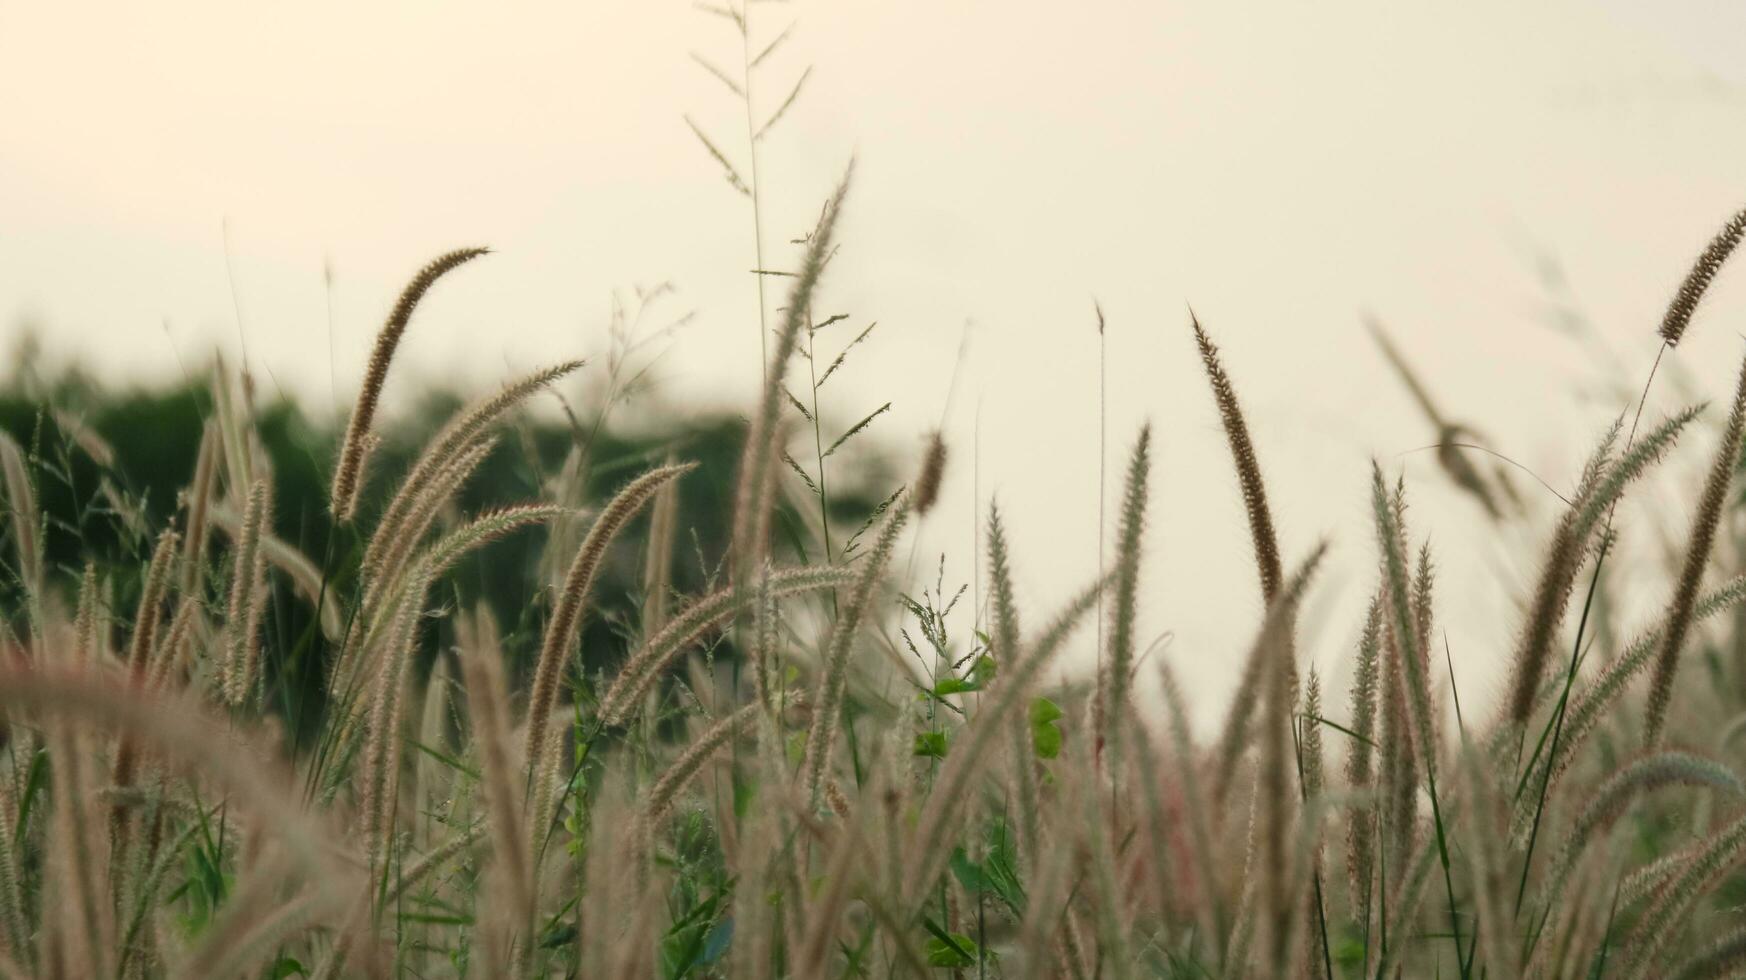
[1029,697,1064,759]
[922,918,978,968]
[268,958,308,979]
[913,731,949,759]
[949,847,988,892]
[933,677,978,697]
[14,749,46,843]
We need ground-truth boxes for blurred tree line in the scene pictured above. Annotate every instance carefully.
[0,354,893,749]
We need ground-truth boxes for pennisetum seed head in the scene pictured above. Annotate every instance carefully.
[331,247,490,523]
[913,430,948,516]
[1661,204,1746,347]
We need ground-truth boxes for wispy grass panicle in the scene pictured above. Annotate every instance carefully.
[1545,751,1743,902]
[0,430,41,625]
[801,495,909,809]
[1259,545,1329,971]
[1345,593,1382,901]
[126,529,179,682]
[221,477,272,708]
[914,430,947,516]
[1623,805,1746,978]
[360,435,498,612]
[180,420,220,597]
[1213,542,1328,806]
[1645,353,1746,744]
[1540,574,1746,788]
[331,247,489,521]
[364,359,583,575]
[1192,314,1282,602]
[598,564,851,724]
[456,605,532,972]
[987,504,1040,857]
[643,699,768,832]
[1660,203,1746,347]
[1095,423,1150,764]
[526,461,695,780]
[641,456,682,635]
[1371,467,1437,776]
[1504,407,1700,729]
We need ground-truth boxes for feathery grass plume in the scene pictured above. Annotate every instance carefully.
[1660,203,1746,346]
[1379,595,1416,885]
[1646,355,1746,744]
[1623,805,1746,978]
[0,665,350,896]
[642,699,769,839]
[1300,669,1330,979]
[364,359,583,575]
[1345,593,1383,902]
[0,768,25,968]
[1094,424,1150,767]
[68,564,98,670]
[110,529,180,876]
[1225,767,1263,975]
[1212,543,1330,805]
[903,572,1105,905]
[1543,574,1746,787]
[526,461,695,779]
[456,605,533,974]
[914,430,947,516]
[641,456,682,635]
[330,246,489,521]
[1670,925,1746,980]
[359,436,498,612]
[221,477,272,707]
[1259,545,1330,972]
[0,431,41,624]
[384,821,485,907]
[1544,752,1743,902]
[1365,314,1509,520]
[730,169,851,573]
[987,505,1043,860]
[209,353,254,497]
[598,564,851,723]
[1503,407,1698,730]
[1192,314,1282,602]
[148,593,199,691]
[1372,465,1470,968]
[180,419,220,596]
[347,502,563,687]
[49,407,115,469]
[126,528,178,684]
[359,569,430,873]
[800,496,909,809]
[750,559,779,714]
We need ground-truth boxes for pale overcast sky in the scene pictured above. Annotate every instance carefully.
[4,1,1746,728]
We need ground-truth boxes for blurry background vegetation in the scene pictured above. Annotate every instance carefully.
[0,335,896,751]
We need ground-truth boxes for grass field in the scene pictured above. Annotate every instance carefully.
[6,65,1746,980]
